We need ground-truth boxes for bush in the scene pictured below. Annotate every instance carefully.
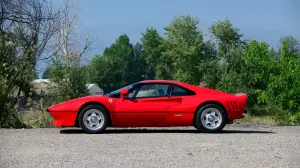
[22,110,53,128]
[246,104,300,125]
[0,112,27,128]
[249,104,282,116]
[275,110,300,126]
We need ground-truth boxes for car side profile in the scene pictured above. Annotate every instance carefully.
[47,80,247,133]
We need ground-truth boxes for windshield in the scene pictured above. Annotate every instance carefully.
[105,82,139,97]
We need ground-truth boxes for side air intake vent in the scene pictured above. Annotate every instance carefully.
[226,101,239,111]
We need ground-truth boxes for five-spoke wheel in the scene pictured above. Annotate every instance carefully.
[78,104,109,134]
[195,104,227,133]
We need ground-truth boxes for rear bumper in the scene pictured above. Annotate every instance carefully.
[47,108,76,127]
[227,108,248,120]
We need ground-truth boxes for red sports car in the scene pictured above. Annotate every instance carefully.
[47,80,247,133]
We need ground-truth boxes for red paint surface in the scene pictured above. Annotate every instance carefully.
[47,80,247,127]
[50,111,77,126]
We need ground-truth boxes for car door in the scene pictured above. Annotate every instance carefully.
[164,84,197,126]
[112,83,174,127]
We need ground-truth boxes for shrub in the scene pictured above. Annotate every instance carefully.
[23,110,53,128]
[275,110,300,126]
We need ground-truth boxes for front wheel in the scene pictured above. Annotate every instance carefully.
[194,104,227,133]
[78,104,109,134]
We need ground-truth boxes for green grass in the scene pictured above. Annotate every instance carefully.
[234,114,277,125]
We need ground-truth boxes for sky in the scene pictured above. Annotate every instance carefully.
[38,0,299,78]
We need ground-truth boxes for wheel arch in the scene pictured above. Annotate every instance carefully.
[193,101,228,126]
[75,102,112,127]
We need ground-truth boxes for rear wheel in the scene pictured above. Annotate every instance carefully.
[194,104,227,133]
[78,104,109,134]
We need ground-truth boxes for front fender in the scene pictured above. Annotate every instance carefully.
[47,95,116,112]
[47,95,117,127]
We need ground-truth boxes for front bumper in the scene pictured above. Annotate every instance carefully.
[47,107,76,127]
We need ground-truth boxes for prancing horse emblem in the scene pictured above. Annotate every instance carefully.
[109,99,112,103]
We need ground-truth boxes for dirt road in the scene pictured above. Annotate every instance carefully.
[1,123,300,168]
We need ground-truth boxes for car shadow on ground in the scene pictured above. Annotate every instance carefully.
[59,128,274,134]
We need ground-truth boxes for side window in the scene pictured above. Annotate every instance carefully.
[171,85,195,96]
[135,84,172,98]
[126,87,139,99]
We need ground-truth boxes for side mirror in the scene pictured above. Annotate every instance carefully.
[120,88,129,100]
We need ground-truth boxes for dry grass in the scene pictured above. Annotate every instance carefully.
[234,114,277,125]
[19,110,53,128]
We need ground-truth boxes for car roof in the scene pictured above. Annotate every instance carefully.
[140,80,194,88]
[138,80,201,93]
[140,80,179,84]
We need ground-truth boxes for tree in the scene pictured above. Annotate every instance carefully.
[210,19,245,73]
[210,19,244,54]
[133,42,147,81]
[243,40,270,90]
[86,55,116,93]
[240,40,272,107]
[197,39,220,88]
[88,34,142,93]
[216,46,246,93]
[48,0,91,103]
[103,35,138,88]
[208,19,248,95]
[141,28,164,79]
[42,66,54,79]
[163,15,205,84]
[49,54,89,104]
[0,0,63,128]
[279,36,300,57]
[262,41,300,112]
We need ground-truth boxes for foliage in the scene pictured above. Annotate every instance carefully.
[42,66,55,79]
[86,15,300,125]
[24,110,53,128]
[87,35,146,93]
[210,19,244,55]
[141,28,165,79]
[0,0,69,128]
[48,53,90,104]
[258,40,300,124]
[162,15,205,84]
[44,0,93,105]
[0,30,43,127]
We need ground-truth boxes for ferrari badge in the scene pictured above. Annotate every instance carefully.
[109,99,112,103]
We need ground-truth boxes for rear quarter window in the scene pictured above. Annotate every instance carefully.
[171,85,196,96]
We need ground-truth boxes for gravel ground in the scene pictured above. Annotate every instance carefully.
[1,123,300,168]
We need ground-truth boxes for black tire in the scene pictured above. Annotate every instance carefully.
[194,104,227,133]
[78,104,109,134]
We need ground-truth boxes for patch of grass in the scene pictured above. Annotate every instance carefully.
[234,105,300,126]
[20,110,53,128]
[234,114,276,125]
